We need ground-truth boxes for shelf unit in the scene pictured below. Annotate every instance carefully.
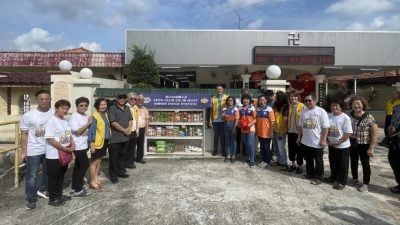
[144,109,205,156]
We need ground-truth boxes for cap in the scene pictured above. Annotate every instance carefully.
[116,93,127,99]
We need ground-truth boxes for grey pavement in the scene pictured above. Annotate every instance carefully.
[1,129,400,225]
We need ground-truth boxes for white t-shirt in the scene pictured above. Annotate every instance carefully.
[299,106,330,148]
[20,108,55,156]
[69,112,89,151]
[45,116,72,159]
[328,113,353,149]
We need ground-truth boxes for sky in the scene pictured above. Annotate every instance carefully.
[1,0,399,52]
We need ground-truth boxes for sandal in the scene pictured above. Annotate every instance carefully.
[89,182,101,190]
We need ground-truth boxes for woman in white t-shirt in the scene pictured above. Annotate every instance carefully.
[45,99,75,207]
[327,98,353,190]
[69,97,92,197]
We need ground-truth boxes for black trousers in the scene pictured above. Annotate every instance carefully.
[235,126,245,155]
[71,149,89,192]
[136,128,145,161]
[213,122,225,156]
[108,141,128,180]
[388,141,400,185]
[302,144,324,180]
[350,142,371,185]
[46,159,68,201]
[328,146,350,185]
[127,131,137,165]
[288,133,304,165]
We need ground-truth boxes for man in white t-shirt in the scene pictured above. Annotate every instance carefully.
[69,97,92,197]
[20,90,54,209]
[297,93,329,185]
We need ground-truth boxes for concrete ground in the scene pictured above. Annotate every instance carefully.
[1,129,400,225]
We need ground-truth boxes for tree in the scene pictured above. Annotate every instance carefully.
[127,45,159,87]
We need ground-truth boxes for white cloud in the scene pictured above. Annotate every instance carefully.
[30,0,105,20]
[371,17,385,29]
[103,14,127,27]
[345,22,365,31]
[79,42,102,52]
[126,0,157,13]
[13,28,63,51]
[247,19,263,29]
[226,0,287,9]
[345,15,400,31]
[326,0,395,17]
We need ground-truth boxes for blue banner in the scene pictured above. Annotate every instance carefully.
[143,94,211,108]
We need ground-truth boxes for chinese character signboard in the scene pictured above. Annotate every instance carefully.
[143,94,211,109]
[253,46,335,65]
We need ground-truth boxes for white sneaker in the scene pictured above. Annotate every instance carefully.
[37,190,49,199]
[258,162,266,168]
[358,184,369,193]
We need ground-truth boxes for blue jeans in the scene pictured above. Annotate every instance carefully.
[242,133,255,163]
[224,121,237,157]
[273,133,288,166]
[213,122,225,155]
[259,137,272,164]
[25,154,48,202]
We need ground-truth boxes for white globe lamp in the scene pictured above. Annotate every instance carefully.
[266,65,281,79]
[58,60,72,72]
[79,68,93,79]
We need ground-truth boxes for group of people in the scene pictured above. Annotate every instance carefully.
[20,90,149,209]
[211,85,382,192]
[19,86,400,210]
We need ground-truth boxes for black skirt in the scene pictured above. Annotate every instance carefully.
[91,140,109,160]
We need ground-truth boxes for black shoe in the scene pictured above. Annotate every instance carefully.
[288,165,295,172]
[26,201,36,209]
[310,179,322,185]
[48,199,65,207]
[323,176,334,183]
[390,185,400,193]
[126,164,136,169]
[110,178,119,184]
[224,158,228,162]
[61,195,72,201]
[117,173,129,178]
[249,162,255,167]
[245,159,250,163]
[230,157,235,163]
[137,160,146,164]
[302,174,313,180]
[212,152,217,156]
[295,167,303,174]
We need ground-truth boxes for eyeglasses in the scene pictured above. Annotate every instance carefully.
[304,99,313,103]
[129,97,137,100]
[78,104,88,107]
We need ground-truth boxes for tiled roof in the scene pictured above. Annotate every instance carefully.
[60,47,92,53]
[0,49,125,68]
[0,72,51,86]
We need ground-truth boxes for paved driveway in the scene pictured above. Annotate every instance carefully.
[1,133,400,224]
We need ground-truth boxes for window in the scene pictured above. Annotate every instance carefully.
[19,94,31,115]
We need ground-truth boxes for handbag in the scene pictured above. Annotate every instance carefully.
[239,117,249,129]
[58,147,72,166]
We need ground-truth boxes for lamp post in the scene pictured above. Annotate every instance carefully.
[266,65,281,79]
[261,65,288,92]
[58,60,72,72]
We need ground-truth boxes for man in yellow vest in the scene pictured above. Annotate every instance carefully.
[126,92,139,169]
[379,91,400,147]
[209,85,228,156]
